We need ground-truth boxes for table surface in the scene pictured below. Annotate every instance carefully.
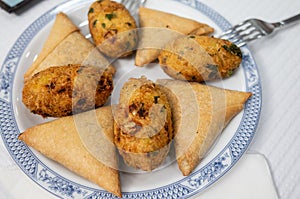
[1,0,300,199]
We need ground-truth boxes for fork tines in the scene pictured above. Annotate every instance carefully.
[220,19,265,47]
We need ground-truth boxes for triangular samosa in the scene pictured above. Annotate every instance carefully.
[24,12,113,81]
[18,106,122,197]
[157,79,252,176]
[135,7,214,66]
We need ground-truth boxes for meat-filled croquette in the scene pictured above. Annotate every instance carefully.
[158,35,242,82]
[113,77,173,171]
[88,0,137,58]
[22,64,113,117]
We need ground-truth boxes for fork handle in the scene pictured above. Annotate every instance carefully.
[276,13,300,27]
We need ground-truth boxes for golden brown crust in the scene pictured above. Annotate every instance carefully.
[157,79,251,176]
[113,77,173,171]
[24,12,79,80]
[158,35,243,82]
[135,7,214,66]
[88,0,137,57]
[24,12,115,82]
[178,83,251,176]
[22,64,113,117]
[18,106,122,197]
[138,7,214,34]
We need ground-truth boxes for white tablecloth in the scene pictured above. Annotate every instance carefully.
[1,0,300,198]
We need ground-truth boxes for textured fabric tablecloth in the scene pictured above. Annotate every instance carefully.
[1,0,300,198]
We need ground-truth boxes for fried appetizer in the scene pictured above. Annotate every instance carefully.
[24,12,114,82]
[19,106,122,197]
[157,79,252,176]
[158,35,242,82]
[22,64,113,117]
[88,0,138,58]
[113,77,173,171]
[135,7,214,66]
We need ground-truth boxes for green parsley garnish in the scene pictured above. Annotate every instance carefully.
[93,19,98,27]
[206,64,219,79]
[105,13,116,20]
[88,7,94,14]
[222,44,242,58]
[227,69,234,77]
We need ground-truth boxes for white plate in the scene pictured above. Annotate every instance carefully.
[0,0,262,198]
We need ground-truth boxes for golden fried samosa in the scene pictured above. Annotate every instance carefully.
[18,106,122,197]
[135,7,214,66]
[157,79,252,176]
[24,12,114,82]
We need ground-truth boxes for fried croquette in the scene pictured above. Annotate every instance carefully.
[113,77,173,171]
[22,64,113,117]
[158,35,242,82]
[88,0,137,58]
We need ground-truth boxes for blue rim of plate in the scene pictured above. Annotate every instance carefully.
[0,0,262,198]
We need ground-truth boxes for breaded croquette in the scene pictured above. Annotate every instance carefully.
[22,64,113,117]
[158,35,242,82]
[113,77,173,171]
[88,0,137,58]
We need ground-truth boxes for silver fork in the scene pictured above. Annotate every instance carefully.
[120,0,147,19]
[220,13,300,47]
